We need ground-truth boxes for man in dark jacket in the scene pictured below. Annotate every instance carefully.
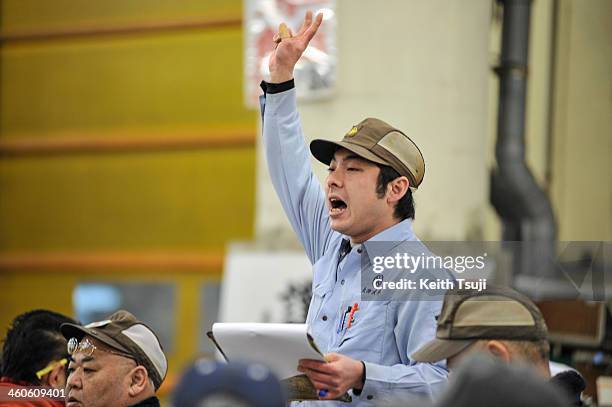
[61,310,167,407]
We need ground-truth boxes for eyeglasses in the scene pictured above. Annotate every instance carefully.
[35,358,68,379]
[67,337,136,362]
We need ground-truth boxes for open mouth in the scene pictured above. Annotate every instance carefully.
[329,197,347,216]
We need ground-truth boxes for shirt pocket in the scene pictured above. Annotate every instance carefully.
[336,300,390,359]
[306,279,333,324]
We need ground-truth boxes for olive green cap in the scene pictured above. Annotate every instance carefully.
[411,286,549,363]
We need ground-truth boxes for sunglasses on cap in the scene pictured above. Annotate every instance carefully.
[67,337,137,362]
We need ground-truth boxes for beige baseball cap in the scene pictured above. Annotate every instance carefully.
[411,286,549,363]
[310,118,426,188]
[61,310,167,389]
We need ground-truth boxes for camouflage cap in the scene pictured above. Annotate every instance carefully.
[411,286,548,363]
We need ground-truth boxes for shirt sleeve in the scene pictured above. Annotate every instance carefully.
[355,300,448,403]
[260,82,334,264]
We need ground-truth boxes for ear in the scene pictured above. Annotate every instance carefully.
[386,176,410,204]
[127,366,150,397]
[485,340,512,363]
[41,362,66,390]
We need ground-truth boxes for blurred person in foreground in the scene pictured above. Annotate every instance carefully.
[261,10,446,404]
[0,309,77,407]
[61,310,167,407]
[390,354,572,407]
[411,286,585,406]
[172,359,286,407]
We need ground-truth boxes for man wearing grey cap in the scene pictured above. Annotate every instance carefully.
[61,310,168,407]
[260,11,446,405]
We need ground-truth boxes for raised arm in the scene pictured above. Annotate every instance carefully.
[261,12,335,264]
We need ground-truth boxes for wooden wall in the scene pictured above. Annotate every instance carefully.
[0,0,256,394]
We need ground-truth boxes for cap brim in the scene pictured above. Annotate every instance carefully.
[411,339,475,363]
[60,323,131,355]
[310,139,389,167]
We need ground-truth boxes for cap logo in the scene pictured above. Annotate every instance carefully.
[85,320,111,328]
[345,126,358,137]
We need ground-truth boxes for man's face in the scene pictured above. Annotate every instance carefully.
[446,341,487,371]
[447,350,470,371]
[65,336,137,407]
[325,148,394,243]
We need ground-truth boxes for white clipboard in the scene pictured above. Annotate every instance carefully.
[208,323,324,379]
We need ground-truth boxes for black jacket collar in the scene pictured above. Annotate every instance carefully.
[129,396,160,407]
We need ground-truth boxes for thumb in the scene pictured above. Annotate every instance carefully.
[324,352,341,362]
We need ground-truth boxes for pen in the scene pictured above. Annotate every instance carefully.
[346,303,359,329]
[337,306,351,334]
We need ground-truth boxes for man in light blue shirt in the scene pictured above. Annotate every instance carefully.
[261,12,447,405]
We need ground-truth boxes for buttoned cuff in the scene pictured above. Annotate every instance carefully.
[353,361,378,402]
[352,361,367,396]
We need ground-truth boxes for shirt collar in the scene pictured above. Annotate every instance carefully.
[343,218,416,261]
[367,218,415,243]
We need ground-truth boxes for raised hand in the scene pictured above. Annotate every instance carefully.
[269,11,324,83]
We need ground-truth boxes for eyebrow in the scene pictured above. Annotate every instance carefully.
[69,356,95,366]
[330,154,366,164]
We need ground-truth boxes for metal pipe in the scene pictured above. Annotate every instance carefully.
[491,0,557,277]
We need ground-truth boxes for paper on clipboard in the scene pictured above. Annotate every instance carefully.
[210,323,325,379]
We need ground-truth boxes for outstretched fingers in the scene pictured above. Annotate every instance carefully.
[303,12,323,43]
[296,10,313,37]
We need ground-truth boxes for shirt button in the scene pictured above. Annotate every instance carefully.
[322,315,328,321]
[357,248,363,254]
[341,279,345,285]
[366,395,373,400]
